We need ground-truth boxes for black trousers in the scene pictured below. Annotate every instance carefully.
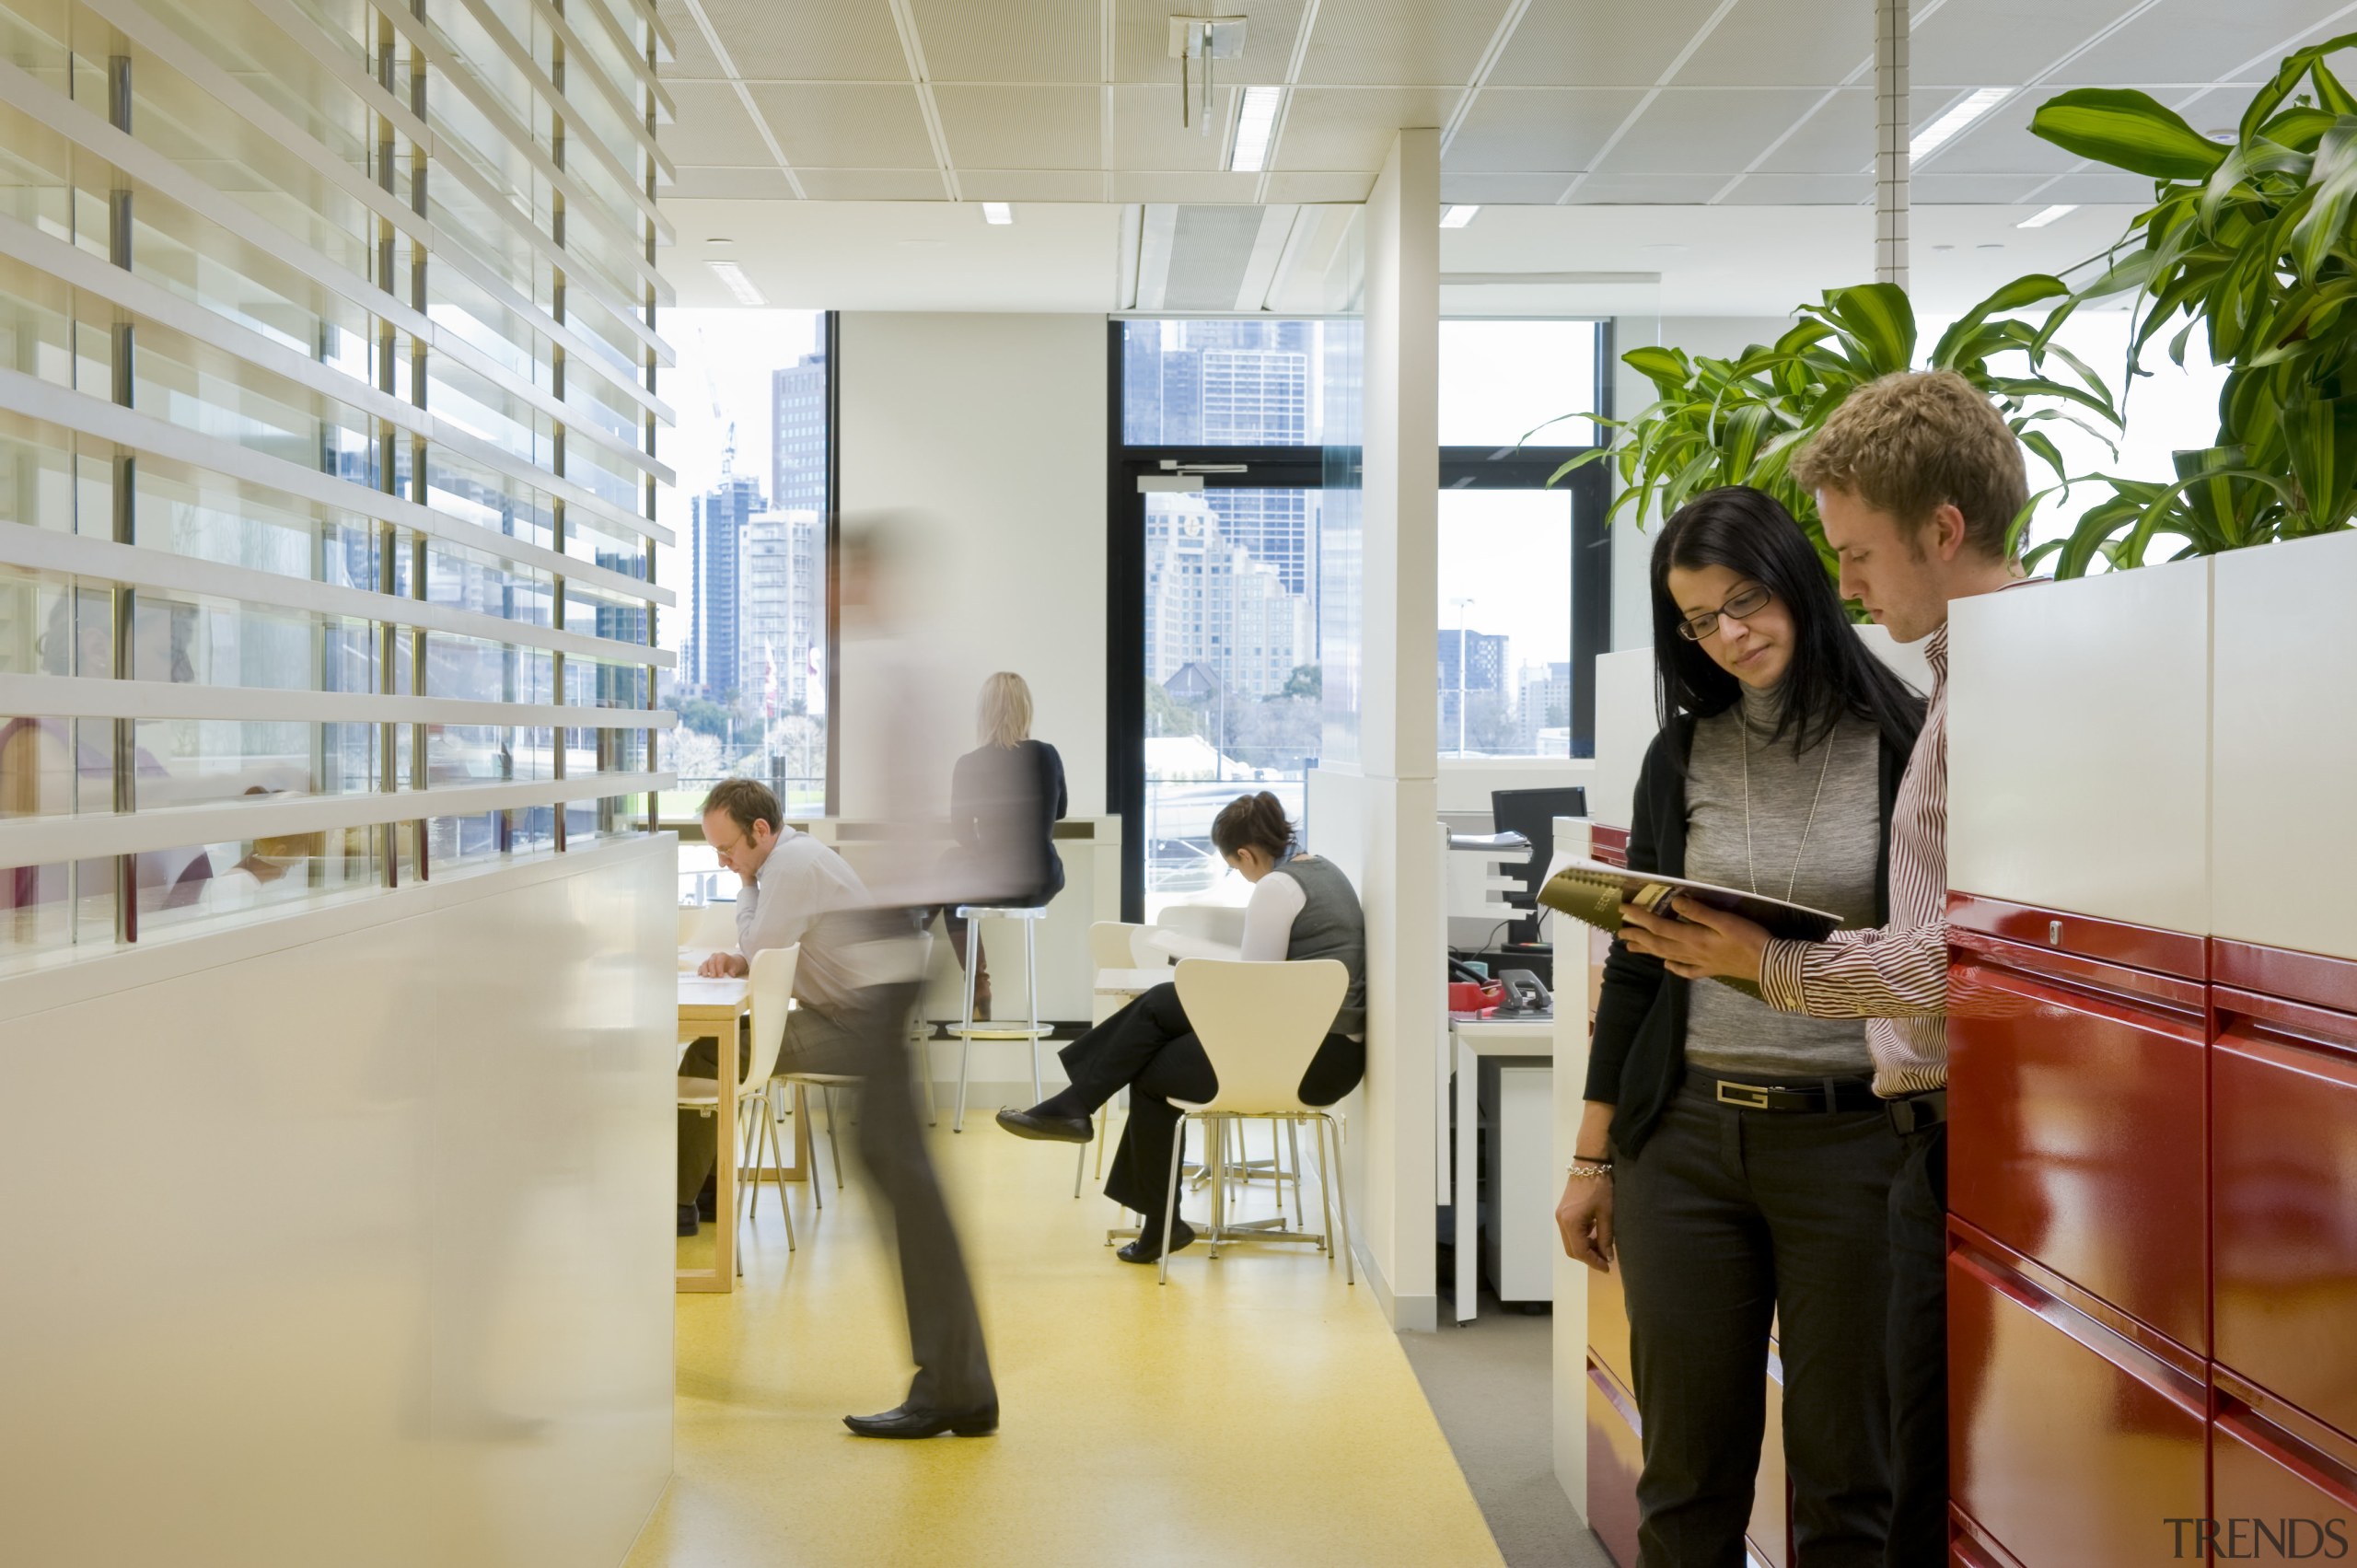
[1612,1076,1903,1568]
[1885,1121,1947,1568]
[1061,982,1363,1225]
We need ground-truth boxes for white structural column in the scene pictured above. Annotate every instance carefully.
[1875,0,1910,287]
[1324,128,1444,1330]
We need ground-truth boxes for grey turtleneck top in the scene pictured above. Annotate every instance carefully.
[1681,682,1882,1082]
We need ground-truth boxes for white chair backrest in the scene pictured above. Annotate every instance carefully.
[1129,926,1172,969]
[1170,958,1347,1114]
[677,907,702,948]
[1157,902,1247,950]
[747,944,801,1086]
[1089,920,1151,968]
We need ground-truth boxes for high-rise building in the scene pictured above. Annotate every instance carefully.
[771,351,828,516]
[1144,498,1310,701]
[691,473,764,699]
[737,509,824,714]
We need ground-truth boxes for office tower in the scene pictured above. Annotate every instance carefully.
[771,351,829,516]
[737,510,823,712]
[1143,497,1311,702]
[691,474,764,699]
[1518,661,1573,756]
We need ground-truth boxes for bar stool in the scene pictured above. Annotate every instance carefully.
[950,903,1052,1132]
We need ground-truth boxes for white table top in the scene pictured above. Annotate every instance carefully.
[1094,966,1173,996]
[677,974,749,1009]
[1451,1015,1556,1051]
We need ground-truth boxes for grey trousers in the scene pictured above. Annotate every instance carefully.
[1612,1076,1903,1568]
[678,960,995,1412]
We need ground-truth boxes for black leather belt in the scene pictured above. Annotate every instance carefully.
[1885,1088,1948,1136]
[1708,1076,1882,1114]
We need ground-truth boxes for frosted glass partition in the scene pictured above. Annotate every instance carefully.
[0,0,677,962]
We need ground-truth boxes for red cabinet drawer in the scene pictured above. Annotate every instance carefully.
[2213,988,2357,1442]
[1949,1237,2208,1567]
[1948,950,2208,1353]
[2212,1376,2357,1566]
[1586,1358,1643,1568]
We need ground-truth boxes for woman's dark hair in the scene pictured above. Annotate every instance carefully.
[1650,486,1923,757]
[1211,791,1295,861]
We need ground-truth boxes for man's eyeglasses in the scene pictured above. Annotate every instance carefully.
[1677,583,1773,643]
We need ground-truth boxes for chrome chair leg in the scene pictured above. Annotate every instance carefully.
[795,1083,823,1212]
[954,932,979,1132]
[1158,1110,1189,1286]
[1024,915,1042,1105]
[822,1085,846,1191]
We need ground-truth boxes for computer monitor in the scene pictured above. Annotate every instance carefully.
[1490,786,1587,943]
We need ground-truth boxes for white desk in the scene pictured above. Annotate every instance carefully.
[1094,966,1173,1000]
[1451,1016,1555,1323]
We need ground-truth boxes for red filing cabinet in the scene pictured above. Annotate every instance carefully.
[1948,1225,2210,1567]
[2211,1370,2357,1562]
[2212,941,2357,1452]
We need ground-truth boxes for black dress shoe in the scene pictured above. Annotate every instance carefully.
[677,1204,700,1237]
[695,1176,718,1222]
[995,1108,1092,1144]
[1116,1218,1197,1264]
[842,1400,999,1439]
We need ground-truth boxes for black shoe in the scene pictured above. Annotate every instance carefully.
[995,1108,1092,1144]
[842,1400,999,1439]
[696,1172,717,1221]
[1117,1218,1196,1264]
[677,1204,700,1237]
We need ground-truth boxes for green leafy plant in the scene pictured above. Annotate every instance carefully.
[2025,33,2357,573]
[1539,278,2119,582]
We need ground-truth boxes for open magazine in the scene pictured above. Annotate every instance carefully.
[1537,856,1847,1000]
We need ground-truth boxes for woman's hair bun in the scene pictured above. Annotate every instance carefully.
[1210,790,1295,859]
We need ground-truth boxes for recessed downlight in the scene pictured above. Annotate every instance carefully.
[707,261,764,306]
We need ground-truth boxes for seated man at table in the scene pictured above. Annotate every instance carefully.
[679,777,867,1236]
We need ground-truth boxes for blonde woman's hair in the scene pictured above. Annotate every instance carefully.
[978,671,1033,749]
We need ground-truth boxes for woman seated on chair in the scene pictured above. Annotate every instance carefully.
[936,670,1068,1020]
[996,791,1364,1263]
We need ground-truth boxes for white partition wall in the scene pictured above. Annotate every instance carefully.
[0,4,678,1562]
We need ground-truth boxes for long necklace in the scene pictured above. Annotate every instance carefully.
[1740,708,1839,902]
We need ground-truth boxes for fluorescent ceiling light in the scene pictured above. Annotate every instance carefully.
[707,261,764,306]
[981,202,1014,226]
[1440,204,1480,228]
[1910,87,2012,163]
[1229,85,1282,173]
[2016,203,2078,229]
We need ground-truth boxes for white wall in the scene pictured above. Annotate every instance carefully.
[835,311,1110,818]
[0,840,677,1568]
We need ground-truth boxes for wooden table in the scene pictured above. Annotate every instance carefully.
[676,973,751,1294]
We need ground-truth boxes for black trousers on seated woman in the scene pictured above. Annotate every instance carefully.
[1052,981,1363,1225]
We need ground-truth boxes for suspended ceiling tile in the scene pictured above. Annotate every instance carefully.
[661,165,797,200]
[1908,0,2159,87]
[933,86,1101,170]
[656,0,725,78]
[1111,170,1266,203]
[2038,0,2336,87]
[1112,0,1310,86]
[1264,170,1379,202]
[907,0,1101,85]
[1672,0,1861,88]
[1112,82,1237,172]
[1602,88,1835,175]
[693,0,911,81]
[747,83,938,168]
[1918,111,2083,176]
[1446,87,1648,174]
[1723,172,1872,204]
[958,169,1113,202]
[1747,87,1869,175]
[1274,87,1460,170]
[1293,0,1519,87]
[2033,168,2173,203]
[1485,0,1751,88]
[1566,172,1734,203]
[663,85,765,166]
[792,168,955,202]
[1439,170,1584,203]
[1910,172,2049,204]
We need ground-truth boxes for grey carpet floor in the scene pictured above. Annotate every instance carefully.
[1400,1285,1615,1568]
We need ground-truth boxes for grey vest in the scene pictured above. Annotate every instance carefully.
[1274,854,1367,1037]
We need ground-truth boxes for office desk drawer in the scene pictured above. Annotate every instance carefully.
[2212,1371,2357,1567]
[1949,1231,2208,1568]
[2213,983,2357,1440]
[1949,938,2209,1354]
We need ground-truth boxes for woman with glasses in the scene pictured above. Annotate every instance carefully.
[1555,486,1924,1566]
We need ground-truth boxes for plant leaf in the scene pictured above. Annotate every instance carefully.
[2032,87,2229,181]
[1817,283,1917,375]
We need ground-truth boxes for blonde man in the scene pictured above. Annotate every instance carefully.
[937,671,1068,1017]
[1618,369,2029,1568]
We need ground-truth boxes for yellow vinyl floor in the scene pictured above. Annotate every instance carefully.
[630,1104,1507,1568]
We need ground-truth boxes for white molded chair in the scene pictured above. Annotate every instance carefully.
[773,930,939,1211]
[949,902,1051,1131]
[678,942,799,1265]
[1157,957,1353,1286]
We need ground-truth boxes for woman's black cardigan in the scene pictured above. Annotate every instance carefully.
[1583,711,1918,1157]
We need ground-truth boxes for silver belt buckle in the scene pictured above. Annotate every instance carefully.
[1715,1080,1774,1109]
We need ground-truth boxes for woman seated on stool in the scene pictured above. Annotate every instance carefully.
[938,670,1067,1020]
[996,791,1364,1263]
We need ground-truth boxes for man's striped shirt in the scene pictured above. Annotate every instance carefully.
[1758,623,1951,1098]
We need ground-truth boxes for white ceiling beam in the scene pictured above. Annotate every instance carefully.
[1235,203,1302,310]
[1441,0,1535,157]
[1251,0,1324,204]
[679,0,807,199]
[884,0,961,203]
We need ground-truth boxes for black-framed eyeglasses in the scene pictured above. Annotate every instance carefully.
[1677,583,1773,642]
